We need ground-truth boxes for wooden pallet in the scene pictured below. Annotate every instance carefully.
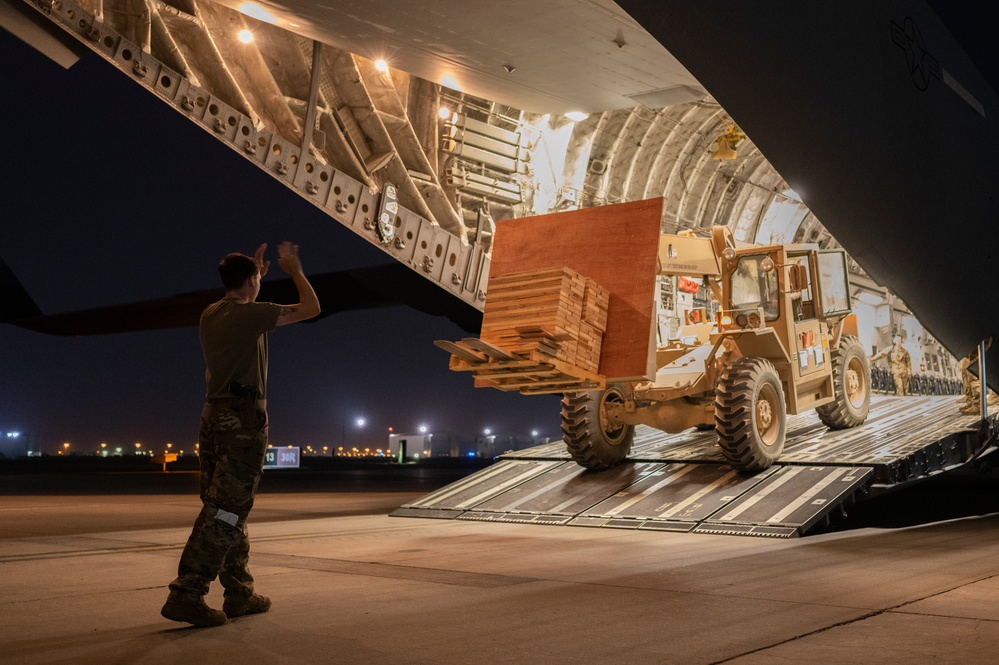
[435,338,606,395]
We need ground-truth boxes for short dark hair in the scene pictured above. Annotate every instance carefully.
[218,253,258,290]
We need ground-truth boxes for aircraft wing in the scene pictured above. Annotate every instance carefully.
[1,260,483,336]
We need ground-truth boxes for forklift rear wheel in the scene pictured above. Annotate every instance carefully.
[561,385,634,470]
[816,335,871,429]
[715,356,786,472]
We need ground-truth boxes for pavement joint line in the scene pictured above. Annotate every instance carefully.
[0,522,441,564]
[705,569,999,664]
[250,551,540,588]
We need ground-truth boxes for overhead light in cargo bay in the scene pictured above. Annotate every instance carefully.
[238,2,278,24]
[375,59,389,73]
[565,111,589,121]
[237,29,254,44]
[441,74,461,91]
[438,106,452,120]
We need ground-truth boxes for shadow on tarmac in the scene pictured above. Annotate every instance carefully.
[821,459,999,532]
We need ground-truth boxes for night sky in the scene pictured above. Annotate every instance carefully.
[0,30,560,455]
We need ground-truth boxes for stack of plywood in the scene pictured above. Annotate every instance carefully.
[577,278,610,373]
[436,266,610,394]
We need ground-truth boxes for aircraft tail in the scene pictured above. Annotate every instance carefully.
[0,256,43,323]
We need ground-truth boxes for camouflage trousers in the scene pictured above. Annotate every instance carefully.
[169,396,268,602]
[893,371,911,396]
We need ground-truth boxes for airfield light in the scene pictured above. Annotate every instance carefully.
[532,430,539,437]
[356,418,366,427]
[375,59,389,73]
[238,29,254,44]
[418,425,428,433]
[484,428,492,436]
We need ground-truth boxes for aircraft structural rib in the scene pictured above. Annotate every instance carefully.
[17,0,488,311]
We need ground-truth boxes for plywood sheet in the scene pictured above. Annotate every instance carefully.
[490,198,662,380]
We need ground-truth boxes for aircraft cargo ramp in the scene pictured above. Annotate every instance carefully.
[392,396,997,537]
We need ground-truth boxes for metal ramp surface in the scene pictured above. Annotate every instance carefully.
[392,396,993,537]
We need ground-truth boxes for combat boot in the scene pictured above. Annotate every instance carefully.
[161,595,227,627]
[223,593,272,618]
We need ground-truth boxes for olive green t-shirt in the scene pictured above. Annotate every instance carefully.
[200,298,282,400]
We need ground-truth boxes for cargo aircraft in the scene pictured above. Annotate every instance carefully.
[1,0,996,388]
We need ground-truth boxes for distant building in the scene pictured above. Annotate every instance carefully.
[476,432,550,459]
[1,431,33,457]
[388,430,462,460]
[388,430,551,461]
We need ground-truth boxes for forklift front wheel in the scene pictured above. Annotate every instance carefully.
[715,356,787,472]
[561,385,635,470]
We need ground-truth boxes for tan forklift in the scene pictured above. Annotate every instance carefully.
[561,226,871,472]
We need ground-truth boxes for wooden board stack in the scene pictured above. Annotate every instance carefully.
[436,266,610,394]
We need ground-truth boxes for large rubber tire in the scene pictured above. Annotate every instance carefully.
[561,385,635,470]
[816,335,871,429]
[715,357,786,472]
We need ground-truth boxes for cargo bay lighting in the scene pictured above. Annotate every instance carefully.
[238,3,278,24]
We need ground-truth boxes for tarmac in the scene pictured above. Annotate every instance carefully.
[3,460,999,664]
